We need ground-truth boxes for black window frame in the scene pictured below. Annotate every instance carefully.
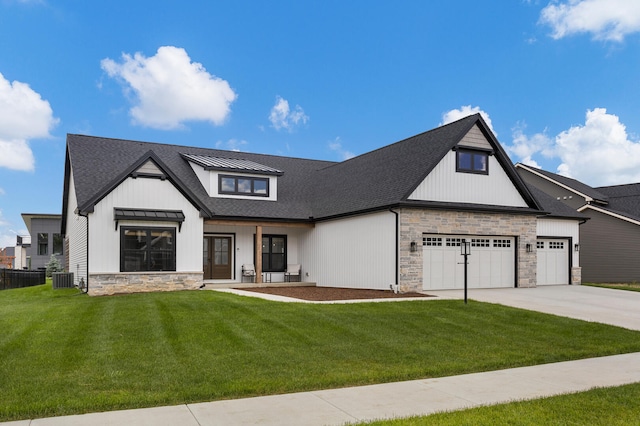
[53,233,64,255]
[120,226,176,272]
[456,149,489,175]
[219,174,270,197]
[258,234,287,272]
[37,233,48,256]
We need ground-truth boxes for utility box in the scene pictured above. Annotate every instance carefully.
[52,272,74,289]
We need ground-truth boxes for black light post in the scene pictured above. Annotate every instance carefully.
[461,239,471,304]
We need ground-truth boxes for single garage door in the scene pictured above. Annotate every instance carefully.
[536,238,569,285]
[423,234,515,290]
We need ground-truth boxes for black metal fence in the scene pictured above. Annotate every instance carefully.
[0,268,46,290]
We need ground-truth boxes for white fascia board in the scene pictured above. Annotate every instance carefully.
[578,204,640,226]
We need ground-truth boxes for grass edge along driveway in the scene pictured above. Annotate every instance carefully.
[356,382,640,425]
[2,284,640,421]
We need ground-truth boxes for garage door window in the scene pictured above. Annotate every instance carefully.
[493,239,511,248]
[471,238,490,247]
[423,237,442,246]
[446,238,464,247]
[550,241,564,249]
[537,241,544,249]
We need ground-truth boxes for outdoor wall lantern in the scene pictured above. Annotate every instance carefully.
[574,244,580,252]
[410,241,418,252]
[526,243,532,253]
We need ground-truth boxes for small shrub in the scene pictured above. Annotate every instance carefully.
[45,255,63,278]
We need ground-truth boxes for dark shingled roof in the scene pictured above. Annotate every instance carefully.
[526,185,588,221]
[518,165,609,203]
[62,114,543,230]
[596,183,640,221]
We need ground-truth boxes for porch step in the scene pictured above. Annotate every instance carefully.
[202,281,316,290]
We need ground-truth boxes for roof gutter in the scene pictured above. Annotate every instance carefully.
[389,207,399,294]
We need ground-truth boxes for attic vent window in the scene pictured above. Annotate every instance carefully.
[456,149,489,175]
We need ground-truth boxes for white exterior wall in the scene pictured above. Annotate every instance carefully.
[300,211,396,290]
[408,151,528,207]
[65,169,88,286]
[89,176,203,273]
[537,218,580,268]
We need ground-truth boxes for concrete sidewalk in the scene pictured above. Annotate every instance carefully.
[6,352,640,426]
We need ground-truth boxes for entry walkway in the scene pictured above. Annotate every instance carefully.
[5,352,640,426]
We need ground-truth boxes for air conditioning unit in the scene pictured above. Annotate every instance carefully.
[52,272,75,289]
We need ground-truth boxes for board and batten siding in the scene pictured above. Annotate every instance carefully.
[65,168,88,287]
[408,150,528,207]
[301,211,395,290]
[537,218,579,268]
[88,176,203,273]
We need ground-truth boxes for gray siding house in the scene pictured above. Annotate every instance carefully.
[21,214,65,270]
[517,164,640,283]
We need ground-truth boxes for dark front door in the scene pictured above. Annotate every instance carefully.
[203,236,232,279]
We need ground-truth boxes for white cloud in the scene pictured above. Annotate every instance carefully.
[508,108,640,186]
[507,123,554,168]
[540,0,640,41]
[0,187,5,195]
[101,46,237,130]
[269,96,309,131]
[0,72,58,171]
[328,137,355,161]
[215,139,248,152]
[441,105,496,135]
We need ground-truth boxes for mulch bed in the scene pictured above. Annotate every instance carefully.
[237,286,432,301]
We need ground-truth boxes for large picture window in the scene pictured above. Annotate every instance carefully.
[261,235,286,272]
[219,175,269,197]
[456,149,489,175]
[121,227,176,272]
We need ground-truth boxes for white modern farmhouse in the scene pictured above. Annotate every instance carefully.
[61,114,584,295]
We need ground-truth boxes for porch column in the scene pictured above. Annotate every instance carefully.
[256,225,263,283]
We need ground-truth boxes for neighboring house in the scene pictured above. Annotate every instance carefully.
[14,235,30,270]
[517,163,640,283]
[21,214,65,270]
[0,247,15,268]
[62,114,583,296]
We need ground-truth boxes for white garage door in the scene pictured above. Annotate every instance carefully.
[423,234,515,290]
[536,239,569,285]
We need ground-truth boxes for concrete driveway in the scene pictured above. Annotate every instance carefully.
[430,285,640,331]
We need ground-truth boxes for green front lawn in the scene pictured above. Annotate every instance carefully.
[359,382,640,425]
[2,284,640,421]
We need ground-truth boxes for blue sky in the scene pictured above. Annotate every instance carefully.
[2,0,640,247]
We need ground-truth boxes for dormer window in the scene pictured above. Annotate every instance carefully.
[456,149,489,175]
[219,175,270,197]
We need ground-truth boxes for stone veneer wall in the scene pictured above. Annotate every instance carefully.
[571,267,582,285]
[398,208,538,293]
[88,272,203,296]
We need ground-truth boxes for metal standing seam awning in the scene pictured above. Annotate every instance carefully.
[114,208,186,231]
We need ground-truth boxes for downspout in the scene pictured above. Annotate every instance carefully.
[389,207,399,294]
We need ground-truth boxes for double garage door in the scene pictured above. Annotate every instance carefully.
[423,234,515,290]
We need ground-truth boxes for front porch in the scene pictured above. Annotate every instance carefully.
[203,219,314,285]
